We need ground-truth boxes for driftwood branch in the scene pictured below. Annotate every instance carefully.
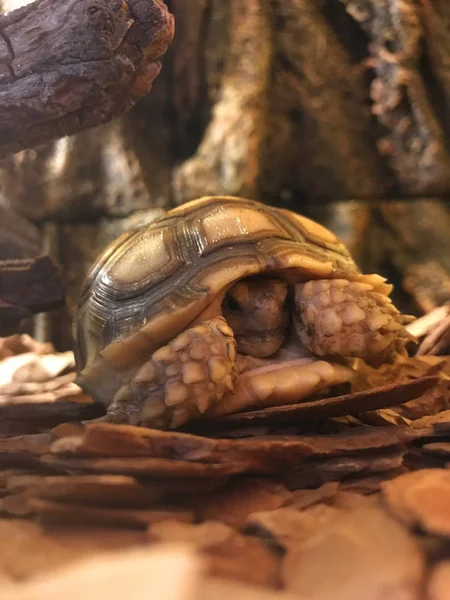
[0,0,174,158]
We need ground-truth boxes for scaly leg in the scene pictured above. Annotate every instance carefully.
[294,279,416,366]
[106,317,237,429]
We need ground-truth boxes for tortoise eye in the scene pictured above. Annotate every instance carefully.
[224,296,242,313]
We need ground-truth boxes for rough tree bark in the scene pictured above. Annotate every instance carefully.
[0,0,174,158]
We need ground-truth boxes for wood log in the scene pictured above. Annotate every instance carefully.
[0,0,174,158]
[0,206,64,336]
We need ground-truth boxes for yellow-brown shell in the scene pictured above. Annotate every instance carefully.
[73,196,366,404]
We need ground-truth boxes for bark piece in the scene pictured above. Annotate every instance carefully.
[28,498,194,529]
[285,482,340,511]
[245,504,343,550]
[356,408,412,427]
[1,543,200,600]
[197,377,439,429]
[422,442,450,458]
[381,469,450,537]
[428,562,450,600]
[391,380,450,421]
[0,351,74,385]
[417,315,450,356]
[0,375,83,405]
[0,433,53,457]
[50,422,418,471]
[177,477,291,529]
[0,518,148,582]
[412,409,450,431]
[0,335,54,361]
[282,504,425,599]
[6,474,165,508]
[339,468,409,495]
[40,455,247,478]
[4,470,230,500]
[352,355,449,391]
[0,0,174,158]
[278,450,406,490]
[149,520,281,589]
[0,433,56,470]
[0,399,104,426]
[200,578,298,600]
[0,542,295,600]
[407,305,450,339]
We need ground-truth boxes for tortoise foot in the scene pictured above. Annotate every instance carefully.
[294,279,416,366]
[105,317,237,429]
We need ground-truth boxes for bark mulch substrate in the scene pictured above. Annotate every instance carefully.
[2,317,450,599]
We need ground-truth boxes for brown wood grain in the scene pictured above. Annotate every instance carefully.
[0,0,174,158]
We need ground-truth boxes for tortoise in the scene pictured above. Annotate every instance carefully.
[73,196,415,429]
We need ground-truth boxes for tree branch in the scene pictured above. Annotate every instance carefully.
[0,0,174,158]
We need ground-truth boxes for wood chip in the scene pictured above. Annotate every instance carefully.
[40,455,247,478]
[245,504,342,550]
[0,433,57,471]
[278,451,406,490]
[352,356,448,392]
[355,408,412,427]
[0,336,54,361]
[285,482,339,511]
[381,469,450,537]
[412,409,450,431]
[391,380,450,421]
[422,442,450,458]
[417,315,450,356]
[428,562,450,600]
[199,578,298,600]
[149,520,281,589]
[0,434,54,457]
[0,352,75,387]
[282,505,425,599]
[2,545,198,600]
[339,468,409,495]
[177,478,291,529]
[28,498,194,529]
[0,519,148,582]
[6,475,165,509]
[49,422,418,475]
[4,472,233,499]
[0,400,104,426]
[195,377,439,429]
[406,305,450,339]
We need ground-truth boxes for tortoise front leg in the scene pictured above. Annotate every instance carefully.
[106,317,237,429]
[294,279,415,366]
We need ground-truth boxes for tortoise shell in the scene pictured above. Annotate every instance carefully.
[73,196,363,403]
